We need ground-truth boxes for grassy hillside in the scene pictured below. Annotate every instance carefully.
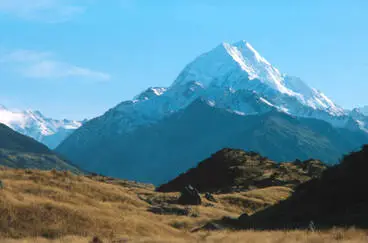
[0,124,81,173]
[0,124,51,154]
[0,167,291,241]
[0,149,81,173]
[0,167,366,242]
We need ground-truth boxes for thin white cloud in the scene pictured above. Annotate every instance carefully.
[1,49,111,81]
[24,60,111,80]
[2,50,53,62]
[0,0,86,22]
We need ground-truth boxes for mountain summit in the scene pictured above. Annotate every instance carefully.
[172,41,344,120]
[173,41,292,94]
[56,41,368,184]
[82,41,353,135]
[106,41,350,132]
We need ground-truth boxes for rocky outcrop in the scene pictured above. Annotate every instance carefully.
[178,185,202,205]
[157,149,328,193]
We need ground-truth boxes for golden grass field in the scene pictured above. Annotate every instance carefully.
[1,229,368,243]
[0,167,366,242]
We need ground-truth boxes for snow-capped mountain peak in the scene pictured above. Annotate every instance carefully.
[55,40,368,185]
[173,41,289,94]
[0,106,82,148]
[74,40,359,141]
[171,41,344,118]
[224,40,291,95]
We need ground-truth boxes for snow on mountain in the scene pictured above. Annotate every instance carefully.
[347,107,368,132]
[56,40,368,183]
[98,40,350,133]
[0,105,82,148]
[59,40,365,147]
[133,87,168,101]
[173,41,344,118]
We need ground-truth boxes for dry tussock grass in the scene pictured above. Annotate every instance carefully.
[0,168,191,240]
[0,168,366,242]
[216,187,293,215]
[2,228,368,242]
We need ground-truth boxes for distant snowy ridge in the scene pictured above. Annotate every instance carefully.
[0,106,82,148]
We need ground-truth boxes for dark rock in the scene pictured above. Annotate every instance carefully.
[238,213,251,226]
[204,203,215,207]
[221,216,239,224]
[192,217,240,232]
[178,185,201,205]
[191,222,224,232]
[199,222,224,231]
[0,180,3,189]
[148,206,190,216]
[205,192,217,202]
[239,212,250,221]
[90,236,103,243]
[302,159,328,177]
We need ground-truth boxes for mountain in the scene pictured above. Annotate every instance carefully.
[59,41,352,136]
[157,148,328,193]
[0,105,82,148]
[236,145,368,229]
[346,108,368,132]
[354,106,368,116]
[56,41,368,184]
[0,123,81,173]
[172,41,345,121]
[57,99,368,185]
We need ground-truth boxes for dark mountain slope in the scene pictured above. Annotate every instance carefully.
[0,123,81,173]
[157,148,328,193]
[237,145,368,229]
[0,123,51,154]
[57,99,368,185]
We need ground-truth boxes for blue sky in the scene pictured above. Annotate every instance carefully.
[0,0,367,120]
